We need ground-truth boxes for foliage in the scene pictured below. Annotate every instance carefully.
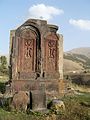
[0,56,9,75]
[59,94,90,120]
[0,92,90,120]
[73,75,90,86]
[0,56,7,68]
[0,82,6,94]
[64,73,90,86]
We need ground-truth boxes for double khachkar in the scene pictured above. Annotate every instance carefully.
[9,19,64,99]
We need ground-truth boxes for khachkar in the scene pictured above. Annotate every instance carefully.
[9,19,64,99]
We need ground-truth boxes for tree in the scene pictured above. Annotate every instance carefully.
[0,56,8,75]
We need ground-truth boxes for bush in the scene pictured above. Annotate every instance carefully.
[58,96,90,120]
[0,82,6,94]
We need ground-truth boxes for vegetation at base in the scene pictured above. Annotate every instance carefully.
[62,93,90,119]
[0,92,90,120]
[0,109,44,120]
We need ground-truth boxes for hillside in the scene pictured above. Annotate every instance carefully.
[63,59,84,72]
[67,47,90,58]
[64,47,90,72]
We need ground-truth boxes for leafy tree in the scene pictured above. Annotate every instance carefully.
[0,56,7,68]
[0,56,8,75]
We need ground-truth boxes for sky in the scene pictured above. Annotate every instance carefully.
[0,0,90,54]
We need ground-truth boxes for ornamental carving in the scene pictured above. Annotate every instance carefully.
[19,28,36,73]
[45,33,58,72]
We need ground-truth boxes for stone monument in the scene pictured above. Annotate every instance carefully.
[9,19,64,110]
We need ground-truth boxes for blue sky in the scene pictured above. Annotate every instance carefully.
[0,0,90,54]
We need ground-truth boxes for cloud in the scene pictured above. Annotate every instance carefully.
[69,19,90,30]
[28,4,64,21]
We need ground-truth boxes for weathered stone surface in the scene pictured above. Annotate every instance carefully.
[31,90,46,111]
[11,91,29,111]
[10,19,62,80]
[9,19,64,111]
[11,79,60,99]
[48,99,65,112]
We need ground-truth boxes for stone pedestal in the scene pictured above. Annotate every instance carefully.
[11,79,61,99]
[31,90,46,111]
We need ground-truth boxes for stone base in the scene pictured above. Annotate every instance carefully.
[11,79,65,99]
[31,90,46,111]
[32,108,48,113]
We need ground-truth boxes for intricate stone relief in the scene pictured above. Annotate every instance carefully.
[10,19,64,102]
[24,39,33,58]
[23,38,34,71]
[45,33,58,72]
[48,40,57,59]
[19,28,36,73]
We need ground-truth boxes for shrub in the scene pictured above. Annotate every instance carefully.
[0,82,6,94]
[58,96,90,120]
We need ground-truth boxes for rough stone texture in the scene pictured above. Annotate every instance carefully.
[58,34,63,80]
[11,91,29,111]
[31,90,46,111]
[9,30,16,80]
[9,19,64,99]
[51,99,65,111]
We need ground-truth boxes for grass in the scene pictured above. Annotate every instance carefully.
[0,108,47,120]
[60,93,90,120]
[76,92,90,102]
[0,92,90,120]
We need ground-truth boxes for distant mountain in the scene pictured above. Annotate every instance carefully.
[64,47,90,72]
[67,47,90,58]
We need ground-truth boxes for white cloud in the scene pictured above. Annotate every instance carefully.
[69,19,90,30]
[28,4,64,21]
